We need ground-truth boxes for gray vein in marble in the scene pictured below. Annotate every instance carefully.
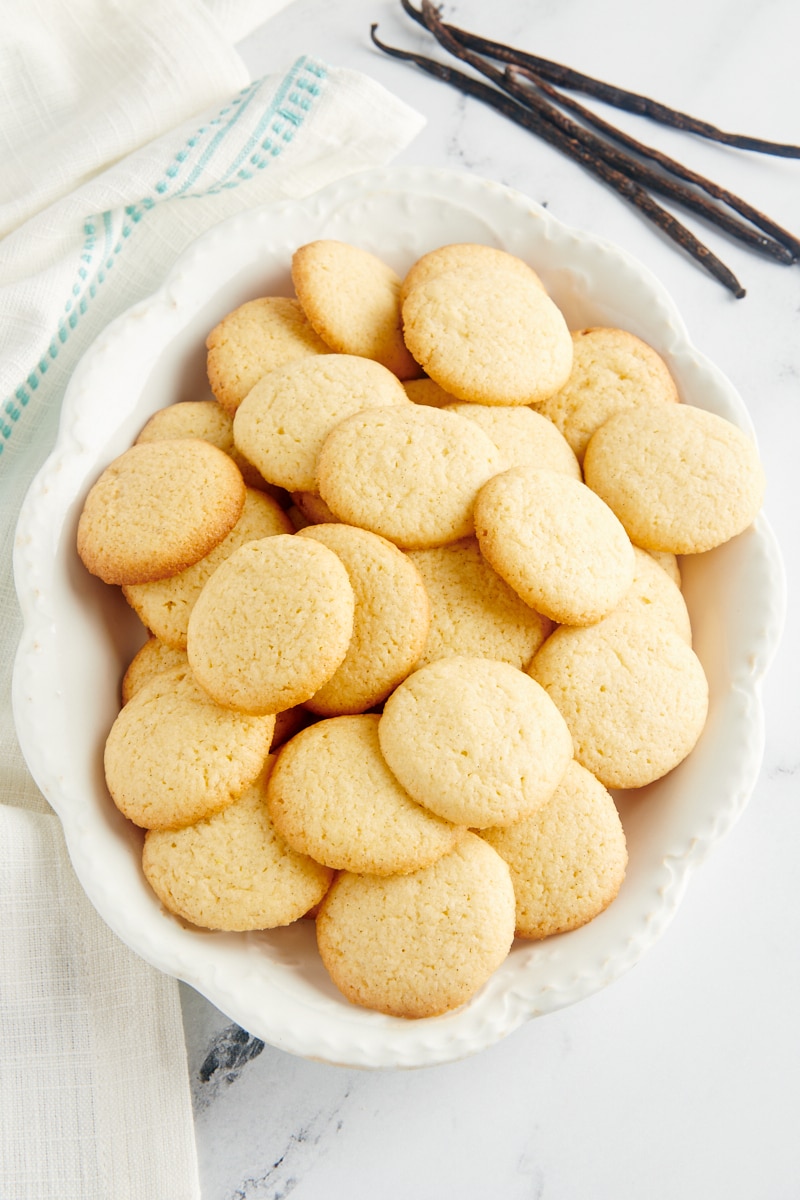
[518,1160,546,1200]
[443,92,497,177]
[766,760,800,778]
[223,1088,353,1200]
[193,1024,265,1113]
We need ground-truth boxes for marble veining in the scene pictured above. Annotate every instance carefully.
[193,1026,266,1113]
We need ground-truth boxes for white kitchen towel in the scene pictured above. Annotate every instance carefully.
[0,3,424,1196]
[0,0,291,237]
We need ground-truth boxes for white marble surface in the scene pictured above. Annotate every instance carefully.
[180,1,800,1196]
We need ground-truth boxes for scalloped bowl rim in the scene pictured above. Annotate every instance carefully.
[12,166,786,1069]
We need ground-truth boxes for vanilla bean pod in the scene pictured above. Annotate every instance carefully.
[410,0,790,265]
[507,65,800,262]
[400,0,800,159]
[370,26,746,297]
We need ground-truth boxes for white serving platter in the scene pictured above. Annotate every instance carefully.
[13,166,785,1069]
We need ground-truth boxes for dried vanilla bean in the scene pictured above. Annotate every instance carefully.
[507,66,800,262]
[370,26,747,297]
[409,0,791,265]
[400,0,800,159]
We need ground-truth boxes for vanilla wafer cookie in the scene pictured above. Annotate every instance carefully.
[401,266,573,405]
[647,549,681,587]
[297,523,429,714]
[444,402,581,478]
[136,399,234,449]
[206,296,328,416]
[123,488,292,648]
[618,546,692,643]
[121,639,188,705]
[187,534,355,714]
[143,756,333,930]
[528,608,708,789]
[583,403,766,553]
[233,353,409,493]
[402,377,456,407]
[316,832,515,1018]
[481,760,628,939]
[104,665,274,830]
[535,326,680,461]
[317,404,503,549]
[135,398,278,494]
[292,240,421,379]
[400,242,544,304]
[266,714,461,876]
[77,439,245,585]
[474,467,634,625]
[378,656,573,828]
[120,636,307,750]
[407,538,552,670]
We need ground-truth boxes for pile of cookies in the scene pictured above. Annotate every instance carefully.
[77,239,766,1020]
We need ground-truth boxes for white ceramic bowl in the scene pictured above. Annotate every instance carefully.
[13,167,785,1069]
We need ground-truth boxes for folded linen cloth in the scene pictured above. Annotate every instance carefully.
[0,4,424,1196]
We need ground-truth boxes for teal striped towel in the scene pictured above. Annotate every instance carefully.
[0,57,423,483]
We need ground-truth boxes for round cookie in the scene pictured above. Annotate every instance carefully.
[401,266,573,405]
[123,488,293,648]
[135,398,278,495]
[104,665,274,830]
[317,404,503,549]
[77,439,245,585]
[291,240,420,379]
[399,242,544,304]
[206,296,329,416]
[136,398,235,449]
[187,534,355,714]
[290,491,340,526]
[583,403,766,553]
[142,756,333,930]
[120,639,309,751]
[474,467,635,625]
[528,608,709,789]
[444,402,581,478]
[481,760,628,939]
[285,502,311,532]
[402,377,456,408]
[297,523,429,715]
[233,354,409,493]
[316,832,515,1018]
[378,656,573,828]
[535,327,680,462]
[266,715,461,875]
[121,638,188,705]
[407,538,552,670]
[618,546,692,643]
[647,549,681,588]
